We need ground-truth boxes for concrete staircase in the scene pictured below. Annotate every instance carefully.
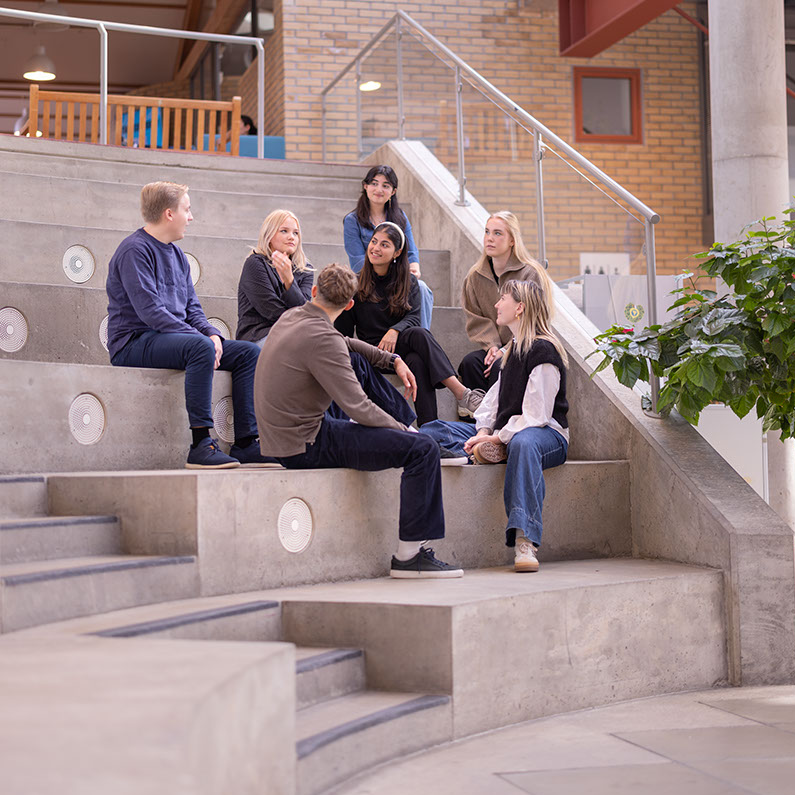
[1,135,794,794]
[0,475,198,632]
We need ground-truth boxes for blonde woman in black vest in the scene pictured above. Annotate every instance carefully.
[420,279,569,572]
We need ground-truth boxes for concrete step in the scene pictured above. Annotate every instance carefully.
[296,689,452,795]
[0,553,198,632]
[0,359,233,473]
[10,591,283,641]
[279,560,727,740]
[296,647,366,710]
[0,475,48,518]
[0,133,365,184]
[0,270,452,365]
[0,145,363,201]
[0,514,121,565]
[0,170,359,242]
[0,222,451,300]
[46,463,632,591]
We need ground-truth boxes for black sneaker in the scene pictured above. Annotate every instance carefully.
[229,438,280,468]
[438,446,469,467]
[390,546,464,579]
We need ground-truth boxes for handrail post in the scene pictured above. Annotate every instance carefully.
[256,39,265,159]
[533,130,548,268]
[396,16,405,139]
[355,58,362,160]
[321,93,327,162]
[644,219,660,414]
[454,65,468,207]
[98,23,108,145]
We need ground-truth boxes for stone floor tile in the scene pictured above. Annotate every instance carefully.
[615,725,795,762]
[499,762,748,795]
[699,694,795,725]
[691,758,795,795]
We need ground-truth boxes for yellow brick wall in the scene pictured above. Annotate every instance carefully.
[272,0,705,278]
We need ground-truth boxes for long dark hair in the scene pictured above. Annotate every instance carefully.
[357,222,412,317]
[354,165,407,230]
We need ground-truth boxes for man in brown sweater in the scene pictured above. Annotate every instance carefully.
[254,263,463,579]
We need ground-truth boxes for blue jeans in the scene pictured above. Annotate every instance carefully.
[278,416,444,542]
[111,330,260,439]
[418,280,434,331]
[419,421,568,548]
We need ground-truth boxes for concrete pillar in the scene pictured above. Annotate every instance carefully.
[708,0,795,527]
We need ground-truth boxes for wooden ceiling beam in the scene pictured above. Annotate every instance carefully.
[174,0,250,83]
[174,0,204,75]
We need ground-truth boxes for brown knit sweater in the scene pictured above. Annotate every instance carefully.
[461,253,546,350]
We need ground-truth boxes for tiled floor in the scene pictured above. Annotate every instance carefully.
[331,687,795,795]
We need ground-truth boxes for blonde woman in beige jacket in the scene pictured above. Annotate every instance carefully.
[458,211,553,395]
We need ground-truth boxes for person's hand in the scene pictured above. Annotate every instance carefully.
[409,262,421,278]
[394,357,417,401]
[484,346,503,377]
[378,329,399,353]
[464,430,498,454]
[271,250,294,290]
[209,334,223,370]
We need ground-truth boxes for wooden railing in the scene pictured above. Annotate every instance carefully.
[21,84,242,155]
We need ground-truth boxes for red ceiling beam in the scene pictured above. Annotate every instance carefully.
[559,0,681,57]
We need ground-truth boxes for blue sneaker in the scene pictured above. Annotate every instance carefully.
[229,438,279,468]
[185,437,240,470]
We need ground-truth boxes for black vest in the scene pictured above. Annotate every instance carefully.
[495,339,568,432]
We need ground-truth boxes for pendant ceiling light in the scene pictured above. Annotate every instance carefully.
[33,0,70,32]
[23,46,56,81]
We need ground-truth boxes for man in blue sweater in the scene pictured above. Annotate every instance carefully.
[106,181,267,468]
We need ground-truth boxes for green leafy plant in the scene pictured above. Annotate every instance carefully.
[588,214,795,438]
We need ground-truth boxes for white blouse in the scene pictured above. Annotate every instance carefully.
[473,362,569,445]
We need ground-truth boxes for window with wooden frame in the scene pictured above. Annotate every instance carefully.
[573,67,643,144]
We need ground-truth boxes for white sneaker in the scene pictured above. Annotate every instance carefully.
[514,540,539,573]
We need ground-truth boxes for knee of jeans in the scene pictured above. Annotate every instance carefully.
[411,431,439,459]
[509,433,543,462]
[418,420,444,439]
[189,335,217,365]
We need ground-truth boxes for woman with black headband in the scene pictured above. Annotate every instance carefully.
[343,164,434,329]
[335,221,483,426]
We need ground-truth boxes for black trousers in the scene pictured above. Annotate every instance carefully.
[458,349,500,393]
[394,326,456,426]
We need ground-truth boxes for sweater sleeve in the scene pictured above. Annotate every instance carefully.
[462,271,501,351]
[391,277,422,334]
[402,213,420,266]
[309,334,406,431]
[117,246,203,335]
[474,377,500,432]
[345,336,394,370]
[496,363,561,444]
[240,255,305,325]
[343,213,367,274]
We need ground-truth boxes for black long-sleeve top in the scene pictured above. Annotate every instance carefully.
[236,252,314,342]
[334,272,421,345]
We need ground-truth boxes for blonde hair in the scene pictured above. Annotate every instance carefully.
[477,210,554,309]
[500,279,568,366]
[140,181,188,224]
[255,210,309,271]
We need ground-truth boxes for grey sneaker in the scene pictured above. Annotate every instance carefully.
[457,388,485,418]
[390,546,464,579]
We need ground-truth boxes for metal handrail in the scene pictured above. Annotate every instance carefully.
[0,6,267,157]
[320,9,662,411]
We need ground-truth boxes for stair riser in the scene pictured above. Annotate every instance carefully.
[297,700,452,795]
[0,151,362,200]
[98,607,282,643]
[297,653,366,710]
[0,478,47,518]
[0,519,121,564]
[0,559,199,633]
[0,172,361,242]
